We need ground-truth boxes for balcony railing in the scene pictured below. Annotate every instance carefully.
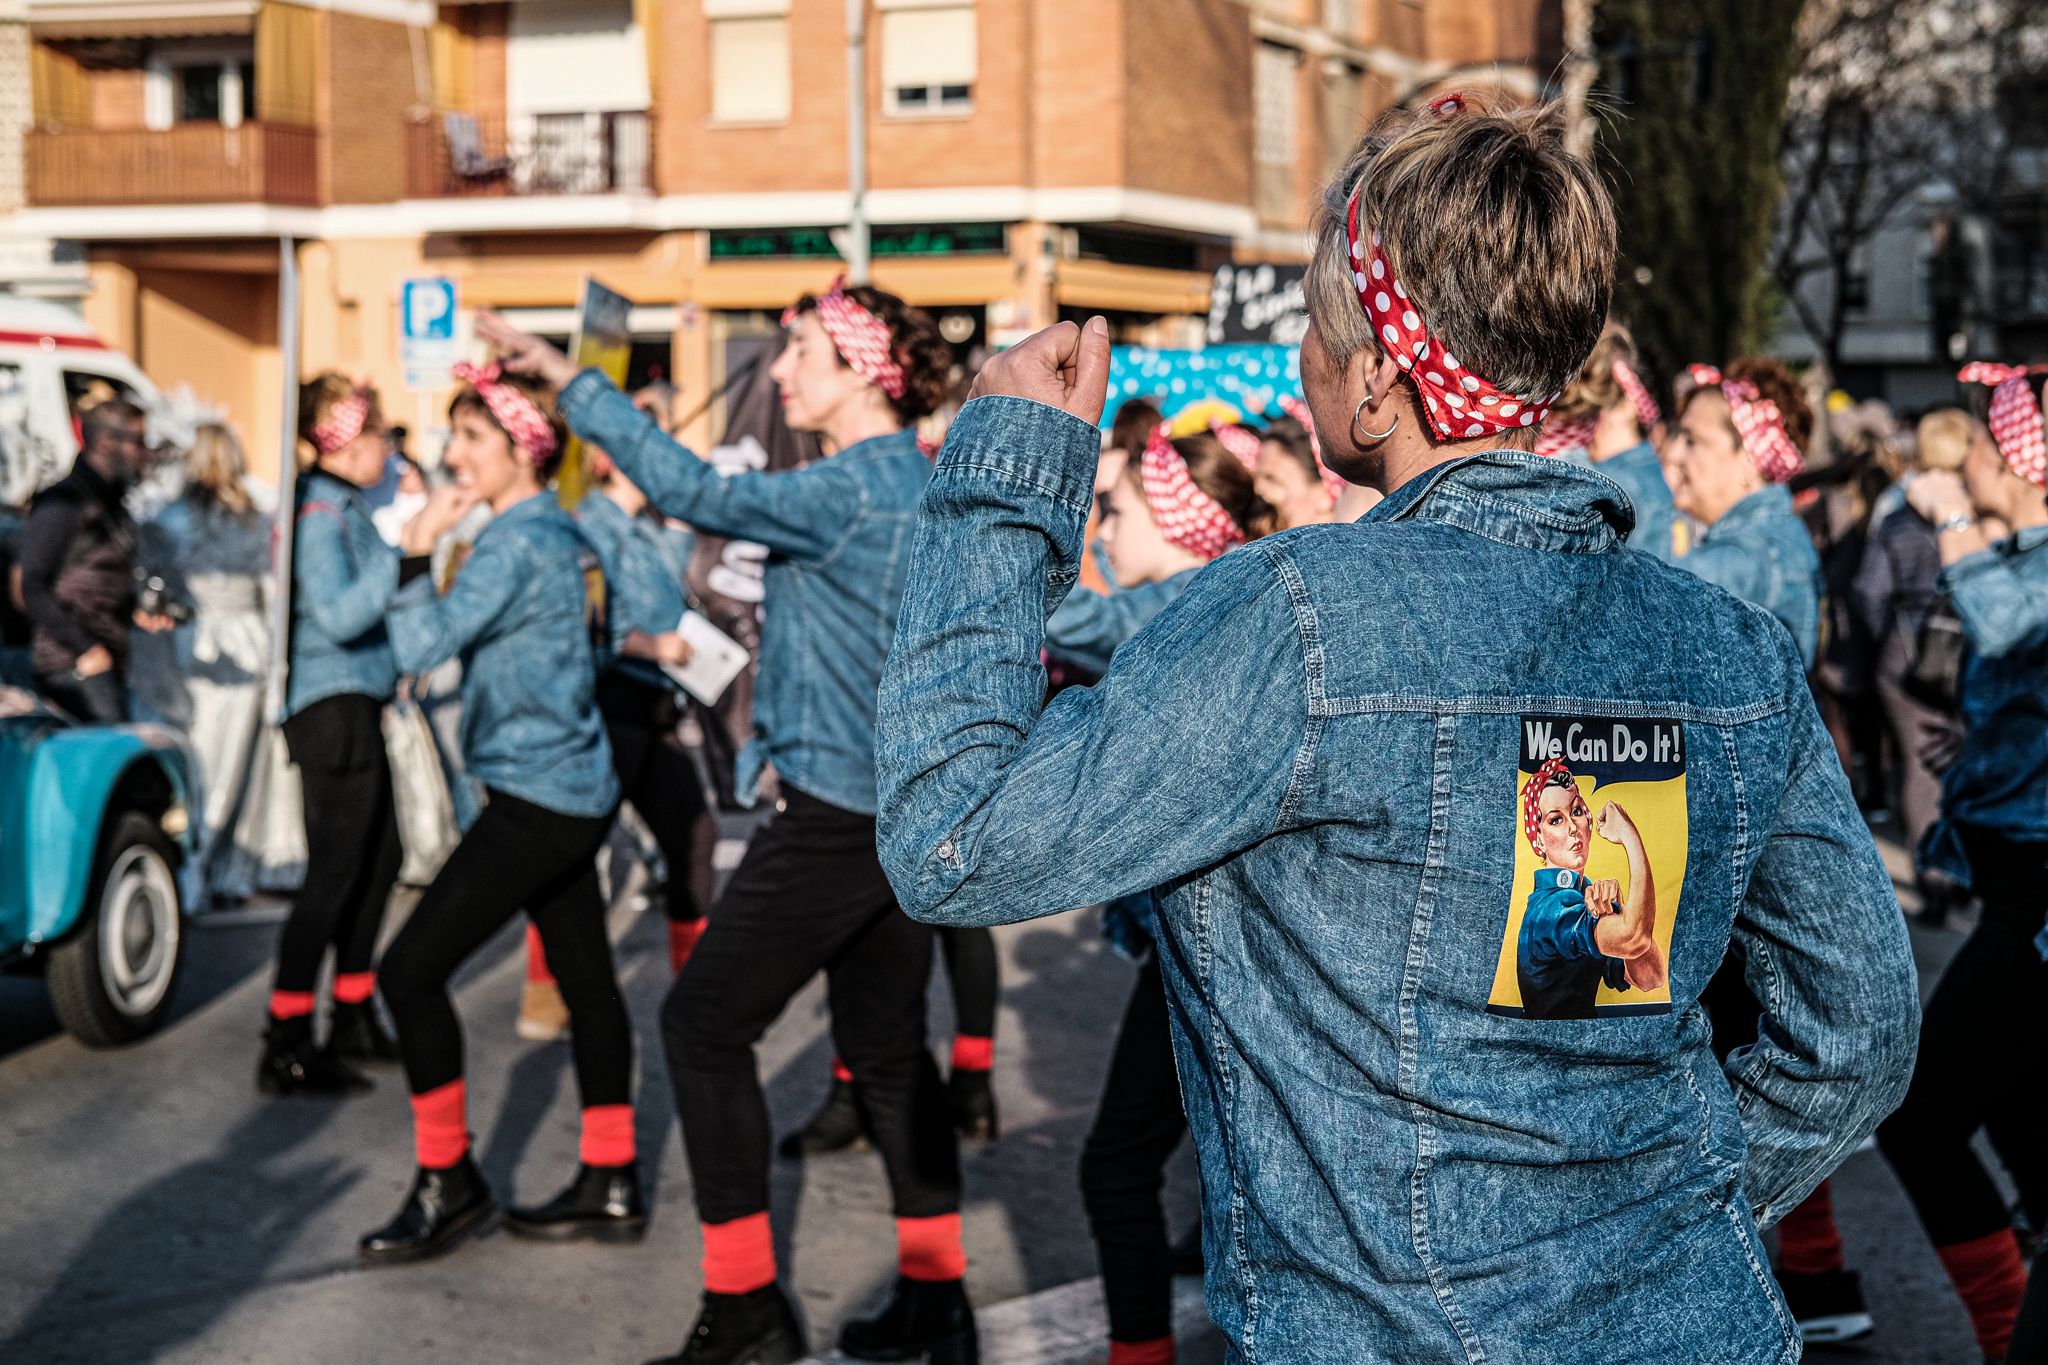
[26,123,321,207]
[406,111,654,199]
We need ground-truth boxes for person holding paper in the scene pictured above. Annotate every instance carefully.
[478,283,976,1365]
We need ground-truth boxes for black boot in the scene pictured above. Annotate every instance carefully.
[328,1000,402,1066]
[358,1153,496,1266]
[257,1017,373,1097]
[647,1284,806,1365]
[504,1162,646,1243]
[777,1077,866,1158]
[948,1067,998,1143]
[838,1277,978,1364]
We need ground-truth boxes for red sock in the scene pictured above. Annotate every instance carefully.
[896,1212,966,1282]
[525,923,553,985]
[332,971,376,1006]
[1109,1340,1176,1365]
[410,1079,469,1169]
[701,1212,777,1295]
[1775,1180,1846,1275]
[669,918,709,974]
[580,1103,635,1166]
[833,1056,855,1084]
[1936,1227,2027,1360]
[268,989,316,1021]
[950,1035,994,1073]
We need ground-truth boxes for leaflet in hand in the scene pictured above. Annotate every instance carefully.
[663,610,751,705]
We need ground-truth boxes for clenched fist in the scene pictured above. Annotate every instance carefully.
[967,316,1114,427]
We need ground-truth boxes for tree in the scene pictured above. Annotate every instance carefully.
[1591,0,1806,388]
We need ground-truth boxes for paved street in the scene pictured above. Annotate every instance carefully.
[0,831,2003,1364]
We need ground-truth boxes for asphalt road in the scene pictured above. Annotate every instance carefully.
[0,830,2003,1364]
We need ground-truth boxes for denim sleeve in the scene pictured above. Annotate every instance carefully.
[1044,586,1140,675]
[582,511,684,641]
[1724,654,1921,1228]
[560,368,862,561]
[385,534,521,676]
[295,503,398,645]
[875,395,1310,928]
[1941,546,2048,659]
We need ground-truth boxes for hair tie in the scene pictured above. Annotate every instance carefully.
[1958,363,2048,487]
[1427,91,1466,118]
[453,360,558,466]
[1141,424,1244,562]
[782,275,907,400]
[1686,365,1803,484]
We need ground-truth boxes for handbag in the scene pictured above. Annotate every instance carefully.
[1902,596,1967,713]
[383,698,462,885]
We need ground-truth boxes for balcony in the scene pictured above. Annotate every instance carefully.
[25,123,321,207]
[405,111,654,199]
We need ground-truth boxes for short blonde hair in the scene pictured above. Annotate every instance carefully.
[1304,91,1616,444]
[1915,408,1972,473]
[184,423,254,518]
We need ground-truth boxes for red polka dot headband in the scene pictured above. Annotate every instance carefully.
[1957,363,2047,488]
[1141,424,1244,561]
[1344,190,1558,441]
[454,360,558,466]
[1209,421,1262,472]
[782,275,907,401]
[1532,358,1661,459]
[1522,756,1573,854]
[1278,396,1347,499]
[311,384,372,455]
[1613,358,1661,432]
[1686,366,1804,485]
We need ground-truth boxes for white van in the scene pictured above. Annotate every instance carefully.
[0,298,160,508]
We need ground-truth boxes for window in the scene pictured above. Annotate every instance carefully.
[145,42,255,129]
[710,16,790,124]
[882,3,976,116]
[1255,43,1297,171]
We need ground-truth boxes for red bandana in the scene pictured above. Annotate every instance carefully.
[1533,416,1598,459]
[782,275,907,401]
[1344,194,1558,441]
[1686,366,1803,485]
[1522,757,1572,855]
[1957,363,2048,487]
[311,386,372,455]
[1278,396,1346,498]
[453,360,558,466]
[1210,421,1261,472]
[1141,425,1243,561]
[1613,358,1661,432]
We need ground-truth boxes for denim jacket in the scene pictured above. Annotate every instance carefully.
[386,492,618,819]
[1568,441,1680,564]
[1919,526,2048,889]
[1679,483,1823,670]
[286,470,399,719]
[877,396,1919,1364]
[576,489,686,692]
[1044,568,1200,676]
[561,368,930,815]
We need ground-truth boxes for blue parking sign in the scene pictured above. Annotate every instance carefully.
[400,276,459,388]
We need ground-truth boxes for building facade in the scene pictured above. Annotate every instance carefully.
[5,0,1557,476]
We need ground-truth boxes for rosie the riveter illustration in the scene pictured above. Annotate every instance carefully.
[1489,716,1686,1021]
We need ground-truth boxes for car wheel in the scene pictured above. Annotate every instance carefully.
[47,811,184,1047]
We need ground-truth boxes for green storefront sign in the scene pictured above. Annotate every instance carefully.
[709,223,1008,261]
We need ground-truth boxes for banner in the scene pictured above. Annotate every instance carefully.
[555,278,633,508]
[1207,262,1308,346]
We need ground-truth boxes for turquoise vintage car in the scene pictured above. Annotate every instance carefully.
[0,686,195,1045]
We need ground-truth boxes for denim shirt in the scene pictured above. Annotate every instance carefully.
[1918,526,2048,889]
[1679,483,1823,670]
[1569,441,1680,564]
[575,489,686,692]
[561,368,930,815]
[877,396,1919,1365]
[386,492,618,819]
[286,470,400,720]
[1044,568,1200,676]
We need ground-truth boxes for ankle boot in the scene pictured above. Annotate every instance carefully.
[358,1153,496,1266]
[328,1000,401,1065]
[948,1067,999,1143]
[257,1017,373,1097]
[504,1161,646,1243]
[776,1077,866,1158]
[839,1276,978,1364]
[647,1284,806,1365]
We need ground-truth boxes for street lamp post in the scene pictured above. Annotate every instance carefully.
[846,0,871,285]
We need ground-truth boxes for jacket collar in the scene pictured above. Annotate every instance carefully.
[476,489,556,543]
[1365,450,1635,555]
[837,427,922,462]
[301,468,364,509]
[1698,483,1794,545]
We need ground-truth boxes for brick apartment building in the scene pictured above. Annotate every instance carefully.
[4,0,1558,476]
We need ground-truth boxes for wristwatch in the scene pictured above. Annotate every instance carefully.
[1938,511,1977,536]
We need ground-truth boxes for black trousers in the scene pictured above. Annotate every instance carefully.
[380,788,628,1106]
[940,925,998,1040]
[663,787,958,1225]
[1878,827,2048,1247]
[599,672,708,923]
[1081,955,1189,1344]
[37,666,128,724]
[278,694,402,997]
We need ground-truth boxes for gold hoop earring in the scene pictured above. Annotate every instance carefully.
[1353,394,1399,444]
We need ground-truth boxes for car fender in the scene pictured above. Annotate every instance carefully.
[23,724,195,947]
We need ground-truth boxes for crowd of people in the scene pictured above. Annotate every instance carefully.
[0,88,2043,1365]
